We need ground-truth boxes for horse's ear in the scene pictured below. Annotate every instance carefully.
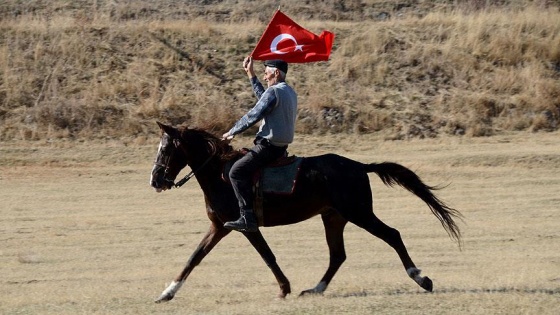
[156,121,177,137]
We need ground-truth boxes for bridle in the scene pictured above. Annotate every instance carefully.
[154,137,216,189]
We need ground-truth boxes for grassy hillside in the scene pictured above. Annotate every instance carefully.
[1,0,559,140]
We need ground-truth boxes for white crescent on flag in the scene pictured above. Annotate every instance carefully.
[270,33,304,55]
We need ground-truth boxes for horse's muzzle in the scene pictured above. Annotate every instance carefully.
[150,164,174,192]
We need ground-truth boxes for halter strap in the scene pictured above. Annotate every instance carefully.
[173,139,216,188]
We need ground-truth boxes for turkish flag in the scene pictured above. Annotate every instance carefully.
[251,10,334,63]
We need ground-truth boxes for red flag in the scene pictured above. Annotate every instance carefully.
[251,10,334,63]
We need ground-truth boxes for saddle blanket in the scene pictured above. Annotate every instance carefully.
[222,155,303,226]
[260,156,303,194]
[222,156,303,195]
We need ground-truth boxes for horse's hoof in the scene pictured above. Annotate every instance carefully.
[155,293,174,303]
[279,283,291,299]
[420,276,433,292]
[277,290,290,299]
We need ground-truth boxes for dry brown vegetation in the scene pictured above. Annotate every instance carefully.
[0,0,559,141]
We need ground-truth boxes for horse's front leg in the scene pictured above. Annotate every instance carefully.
[244,231,291,298]
[155,223,230,303]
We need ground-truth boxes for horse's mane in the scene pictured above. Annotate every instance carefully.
[177,126,242,162]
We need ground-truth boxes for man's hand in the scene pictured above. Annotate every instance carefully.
[243,56,255,78]
[222,132,234,141]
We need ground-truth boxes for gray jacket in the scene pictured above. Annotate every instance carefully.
[228,77,297,146]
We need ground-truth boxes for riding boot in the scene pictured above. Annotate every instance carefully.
[224,209,258,232]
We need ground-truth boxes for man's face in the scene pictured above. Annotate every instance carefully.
[263,66,279,87]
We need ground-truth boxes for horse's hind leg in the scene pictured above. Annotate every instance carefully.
[300,211,348,296]
[351,212,433,292]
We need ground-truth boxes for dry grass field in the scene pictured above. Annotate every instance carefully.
[1,132,559,314]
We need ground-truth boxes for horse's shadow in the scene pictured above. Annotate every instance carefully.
[329,287,560,298]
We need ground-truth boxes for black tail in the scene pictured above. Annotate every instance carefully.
[365,162,463,245]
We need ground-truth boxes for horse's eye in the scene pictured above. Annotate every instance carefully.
[161,139,174,152]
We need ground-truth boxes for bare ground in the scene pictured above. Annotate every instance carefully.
[1,132,559,314]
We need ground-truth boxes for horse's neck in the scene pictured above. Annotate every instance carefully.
[192,157,224,193]
[189,139,236,196]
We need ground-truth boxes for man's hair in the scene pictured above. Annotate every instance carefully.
[266,66,286,80]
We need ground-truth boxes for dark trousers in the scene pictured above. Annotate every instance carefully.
[229,138,287,211]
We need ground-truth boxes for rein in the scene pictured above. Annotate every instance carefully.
[171,138,217,189]
[173,154,213,188]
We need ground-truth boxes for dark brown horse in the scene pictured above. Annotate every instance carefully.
[150,122,462,303]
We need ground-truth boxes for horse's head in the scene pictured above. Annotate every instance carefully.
[150,122,236,192]
[150,122,190,192]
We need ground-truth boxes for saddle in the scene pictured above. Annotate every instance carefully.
[221,149,304,225]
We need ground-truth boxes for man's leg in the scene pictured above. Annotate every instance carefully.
[225,142,286,232]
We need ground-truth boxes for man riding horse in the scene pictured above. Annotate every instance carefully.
[222,57,298,232]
